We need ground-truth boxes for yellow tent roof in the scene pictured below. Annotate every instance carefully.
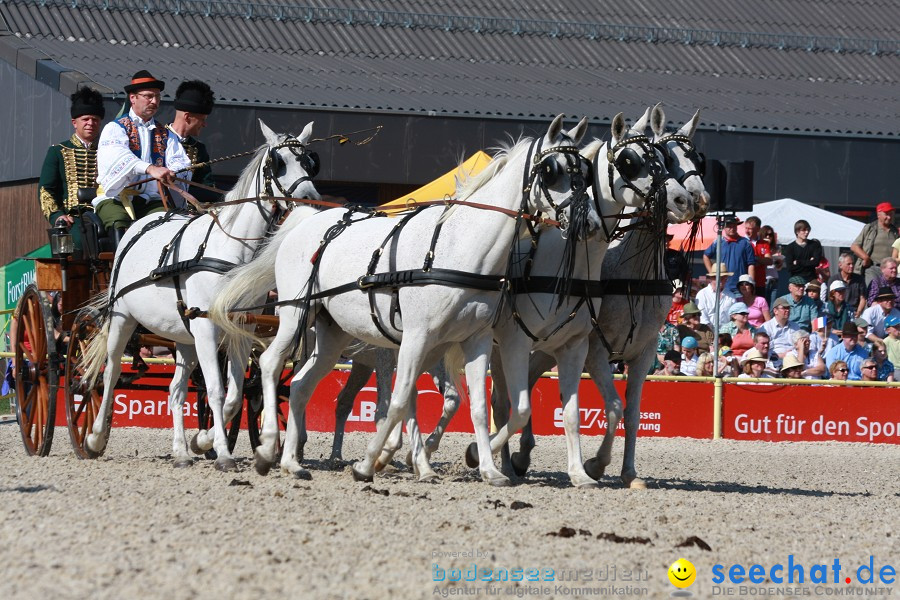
[377,151,493,215]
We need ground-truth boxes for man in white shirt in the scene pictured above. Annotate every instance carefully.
[95,70,192,243]
[696,262,735,329]
[861,286,900,342]
[761,297,800,369]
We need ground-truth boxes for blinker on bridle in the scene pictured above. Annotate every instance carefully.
[263,136,320,199]
[654,133,706,185]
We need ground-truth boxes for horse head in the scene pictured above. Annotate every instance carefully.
[650,104,710,222]
[258,119,322,209]
[527,114,600,241]
[588,109,692,228]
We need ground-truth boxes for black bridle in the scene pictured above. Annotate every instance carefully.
[263,136,320,198]
[654,133,706,186]
[521,137,594,237]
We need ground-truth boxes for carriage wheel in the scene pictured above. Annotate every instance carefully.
[13,285,58,456]
[64,309,112,459]
[195,388,242,460]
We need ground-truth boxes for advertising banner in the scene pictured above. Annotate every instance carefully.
[723,383,900,444]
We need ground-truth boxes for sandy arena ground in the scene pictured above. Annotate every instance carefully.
[0,422,897,599]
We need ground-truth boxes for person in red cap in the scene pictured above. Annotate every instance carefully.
[95,70,192,244]
[851,201,898,286]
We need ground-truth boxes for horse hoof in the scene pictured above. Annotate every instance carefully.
[574,478,600,489]
[293,469,312,481]
[189,433,204,455]
[626,477,647,490]
[418,471,440,483]
[464,443,479,469]
[351,464,374,483]
[173,458,193,469]
[484,473,511,487]
[583,457,606,480]
[510,452,531,477]
[254,451,273,476]
[82,437,104,459]
[214,457,237,472]
[373,458,388,472]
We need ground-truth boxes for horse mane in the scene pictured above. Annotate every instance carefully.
[455,137,529,200]
[581,139,603,162]
[212,144,268,227]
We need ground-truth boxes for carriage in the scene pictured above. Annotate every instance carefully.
[10,235,290,458]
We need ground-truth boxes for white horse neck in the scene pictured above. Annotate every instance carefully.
[605,218,666,281]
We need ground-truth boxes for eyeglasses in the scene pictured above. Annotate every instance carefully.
[862,365,876,369]
[134,92,160,101]
[836,368,849,373]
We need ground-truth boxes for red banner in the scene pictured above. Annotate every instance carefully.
[51,366,899,445]
[723,383,900,444]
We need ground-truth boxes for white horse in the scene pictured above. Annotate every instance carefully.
[210,114,599,485]
[77,120,321,470]
[506,106,710,487]
[472,107,693,487]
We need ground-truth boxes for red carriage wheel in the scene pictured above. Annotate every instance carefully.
[64,309,111,459]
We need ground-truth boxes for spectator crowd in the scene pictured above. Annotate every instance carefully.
[655,203,900,383]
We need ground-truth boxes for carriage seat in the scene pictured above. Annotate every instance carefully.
[80,211,116,255]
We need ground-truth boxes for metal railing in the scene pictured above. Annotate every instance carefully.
[6,0,900,56]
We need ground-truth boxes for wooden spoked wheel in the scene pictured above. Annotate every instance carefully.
[64,310,110,459]
[13,285,59,456]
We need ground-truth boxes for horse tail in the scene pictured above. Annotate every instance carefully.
[78,291,113,389]
[442,344,467,405]
[210,205,319,352]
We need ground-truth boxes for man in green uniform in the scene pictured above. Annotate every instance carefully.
[38,86,105,257]
[167,80,221,204]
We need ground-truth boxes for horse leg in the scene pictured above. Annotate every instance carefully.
[85,314,136,455]
[373,349,405,471]
[583,338,621,482]
[331,361,374,462]
[222,337,251,424]
[254,304,303,475]
[418,358,461,463]
[280,320,352,479]
[170,344,198,468]
[620,349,654,489]
[511,350,556,477]
[404,384,438,481]
[556,341,598,488]
[194,328,236,472]
[352,337,430,483]
[486,348,514,477]
[461,335,508,486]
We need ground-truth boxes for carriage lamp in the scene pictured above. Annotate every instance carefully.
[48,226,74,258]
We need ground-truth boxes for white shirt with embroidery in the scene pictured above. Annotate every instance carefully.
[96,109,191,207]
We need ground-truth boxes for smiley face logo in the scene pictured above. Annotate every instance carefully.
[668,558,696,588]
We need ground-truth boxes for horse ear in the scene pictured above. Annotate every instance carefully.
[298,121,314,145]
[611,113,627,145]
[650,103,666,140]
[629,107,651,136]
[258,119,278,144]
[566,117,589,145]
[676,109,701,139]
[547,114,566,141]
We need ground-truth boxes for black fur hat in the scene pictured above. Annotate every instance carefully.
[70,86,105,119]
[174,80,215,115]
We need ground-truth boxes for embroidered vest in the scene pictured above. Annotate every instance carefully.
[115,115,169,167]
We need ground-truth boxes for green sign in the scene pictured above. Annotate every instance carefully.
[2,244,51,312]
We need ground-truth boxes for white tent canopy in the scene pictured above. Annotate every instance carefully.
[736,198,863,248]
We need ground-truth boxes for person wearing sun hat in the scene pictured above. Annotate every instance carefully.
[676,301,714,352]
[38,86,106,257]
[167,80,221,204]
[779,354,805,380]
[696,262,735,328]
[823,321,869,380]
[851,202,898,286]
[761,296,800,368]
[776,275,819,333]
[860,286,900,342]
[702,215,755,295]
[719,301,756,355]
[737,348,772,381]
[95,69,192,242]
[679,336,700,375]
